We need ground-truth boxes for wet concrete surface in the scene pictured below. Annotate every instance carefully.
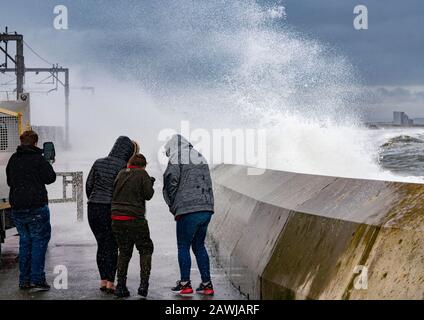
[0,160,245,300]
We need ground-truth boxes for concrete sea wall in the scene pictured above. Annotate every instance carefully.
[208,164,424,300]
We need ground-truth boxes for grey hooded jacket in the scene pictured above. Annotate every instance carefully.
[163,134,214,218]
[86,136,135,204]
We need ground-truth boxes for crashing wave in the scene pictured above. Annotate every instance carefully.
[380,135,424,148]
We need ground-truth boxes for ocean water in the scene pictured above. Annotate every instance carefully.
[377,128,424,178]
[263,120,424,183]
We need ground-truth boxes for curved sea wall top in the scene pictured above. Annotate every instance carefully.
[208,164,424,300]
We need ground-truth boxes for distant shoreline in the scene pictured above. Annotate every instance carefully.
[364,123,424,129]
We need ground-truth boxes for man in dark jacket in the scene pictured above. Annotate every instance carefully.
[163,134,215,296]
[111,154,155,298]
[86,136,137,293]
[6,130,56,291]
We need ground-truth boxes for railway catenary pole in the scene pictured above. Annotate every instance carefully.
[0,30,71,148]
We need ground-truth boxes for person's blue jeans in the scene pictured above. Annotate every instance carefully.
[176,211,212,283]
[11,205,51,285]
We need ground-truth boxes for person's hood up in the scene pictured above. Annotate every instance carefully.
[164,134,205,165]
[109,136,135,162]
[17,145,43,155]
[132,140,140,155]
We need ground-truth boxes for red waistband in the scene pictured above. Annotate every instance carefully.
[111,215,136,221]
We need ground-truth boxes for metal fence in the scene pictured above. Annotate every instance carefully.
[50,171,84,221]
[0,115,20,152]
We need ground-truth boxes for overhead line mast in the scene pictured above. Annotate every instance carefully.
[0,27,70,148]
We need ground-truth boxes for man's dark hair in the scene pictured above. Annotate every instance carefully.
[20,130,39,146]
[128,153,147,168]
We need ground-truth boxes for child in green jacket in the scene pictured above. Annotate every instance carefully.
[111,153,155,298]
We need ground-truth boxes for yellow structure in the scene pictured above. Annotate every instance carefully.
[0,107,24,135]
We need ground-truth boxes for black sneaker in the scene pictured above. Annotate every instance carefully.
[99,286,107,292]
[19,283,32,290]
[138,282,149,299]
[115,281,130,298]
[30,282,51,292]
[196,281,215,296]
[171,280,193,295]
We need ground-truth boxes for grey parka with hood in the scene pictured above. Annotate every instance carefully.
[162,134,214,218]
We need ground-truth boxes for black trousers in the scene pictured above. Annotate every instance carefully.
[88,203,118,282]
[112,219,154,285]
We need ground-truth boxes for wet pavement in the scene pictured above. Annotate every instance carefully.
[0,160,245,300]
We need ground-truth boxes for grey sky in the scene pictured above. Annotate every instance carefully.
[279,0,424,87]
[1,0,423,119]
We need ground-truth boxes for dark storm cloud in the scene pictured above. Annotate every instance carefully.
[277,0,424,86]
[364,87,424,104]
